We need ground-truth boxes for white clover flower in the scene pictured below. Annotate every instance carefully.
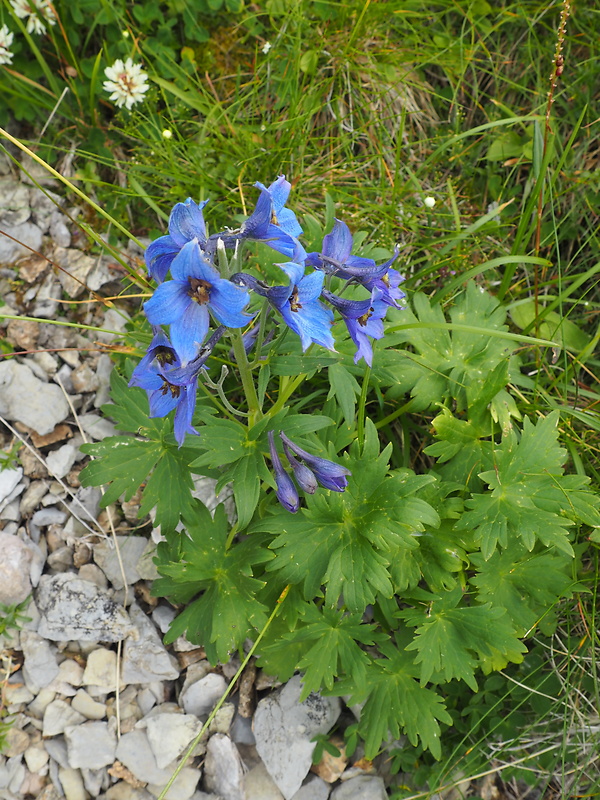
[103,58,149,111]
[162,129,172,139]
[0,24,15,65]
[9,0,57,35]
[262,41,272,54]
[424,196,436,208]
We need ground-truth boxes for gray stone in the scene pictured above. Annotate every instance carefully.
[0,178,30,225]
[50,213,71,248]
[46,657,85,695]
[78,413,116,441]
[230,713,255,746]
[45,736,70,768]
[291,775,331,800]
[115,729,175,785]
[244,762,285,800]
[24,742,50,774]
[93,354,113,407]
[53,247,100,298]
[64,721,117,769]
[20,630,59,692]
[144,712,202,769]
[180,672,227,717]
[93,536,149,589]
[82,647,118,693]
[253,675,342,800]
[31,507,67,526]
[204,734,245,800]
[0,220,43,263]
[36,573,135,642]
[20,480,49,515]
[151,604,176,634]
[0,467,23,504]
[32,273,60,318]
[58,766,87,800]
[71,689,106,720]
[330,776,387,800]
[121,603,179,685]
[96,307,132,343]
[46,444,78,479]
[0,360,70,435]
[82,766,110,797]
[146,767,200,800]
[0,532,33,605]
[43,698,86,736]
[0,754,25,793]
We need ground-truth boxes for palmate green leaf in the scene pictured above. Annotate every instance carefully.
[338,642,452,760]
[188,416,248,469]
[456,411,583,559]
[400,586,526,691]
[80,437,163,507]
[153,503,273,663]
[384,282,517,414]
[328,362,360,427]
[253,421,439,611]
[100,370,164,436]
[469,546,576,635]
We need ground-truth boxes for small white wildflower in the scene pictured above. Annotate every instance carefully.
[9,0,56,35]
[162,129,173,139]
[103,57,149,111]
[262,41,272,54]
[424,196,436,209]
[0,24,15,65]
[122,30,129,38]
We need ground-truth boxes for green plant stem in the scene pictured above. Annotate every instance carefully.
[268,373,308,418]
[156,585,291,800]
[357,365,371,451]
[230,329,262,425]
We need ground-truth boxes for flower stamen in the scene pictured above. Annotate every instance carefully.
[188,278,212,305]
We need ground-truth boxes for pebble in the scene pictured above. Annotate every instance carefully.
[180,672,227,717]
[329,775,388,800]
[64,721,117,769]
[42,698,86,736]
[144,712,202,769]
[20,630,60,692]
[253,675,342,800]
[0,360,70,435]
[36,573,135,642]
[291,775,331,800]
[121,603,179,685]
[93,536,149,589]
[0,532,33,605]
[71,689,107,720]
[46,444,78,480]
[24,742,50,774]
[204,733,245,800]
[57,766,87,800]
[115,728,177,785]
[0,466,23,504]
[20,480,50,515]
[82,647,119,693]
[244,761,285,800]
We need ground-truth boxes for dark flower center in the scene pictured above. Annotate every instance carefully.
[155,346,176,367]
[289,286,302,312]
[188,278,212,305]
[357,307,374,327]
[160,379,181,399]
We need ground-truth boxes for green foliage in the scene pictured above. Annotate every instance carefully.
[0,598,31,638]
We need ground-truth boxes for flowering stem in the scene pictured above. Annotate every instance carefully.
[357,365,371,451]
[268,373,308,418]
[230,329,262,424]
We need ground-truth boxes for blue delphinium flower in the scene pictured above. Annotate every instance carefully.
[232,264,334,352]
[280,438,318,494]
[322,286,387,366]
[144,239,252,365]
[145,198,209,283]
[129,327,225,447]
[239,176,307,261]
[267,430,300,513]
[279,432,351,492]
[307,218,405,307]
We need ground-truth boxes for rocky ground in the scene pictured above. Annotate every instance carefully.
[0,154,394,800]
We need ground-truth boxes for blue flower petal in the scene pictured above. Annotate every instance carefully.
[145,235,179,283]
[170,239,218,283]
[280,299,334,351]
[173,380,199,446]
[169,198,209,249]
[148,384,180,418]
[322,219,353,263]
[278,262,305,286]
[296,269,324,303]
[209,280,253,328]
[144,280,190,326]
[170,302,210,365]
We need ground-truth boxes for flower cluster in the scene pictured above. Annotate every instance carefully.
[103,58,149,110]
[0,24,14,65]
[268,431,351,513]
[134,175,403,509]
[9,0,56,34]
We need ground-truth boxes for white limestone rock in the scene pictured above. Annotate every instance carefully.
[330,775,388,800]
[144,712,202,770]
[0,360,70,436]
[203,734,245,800]
[35,573,135,642]
[64,721,117,769]
[0,532,33,605]
[180,673,227,717]
[20,630,59,692]
[253,675,342,800]
[121,603,179,685]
